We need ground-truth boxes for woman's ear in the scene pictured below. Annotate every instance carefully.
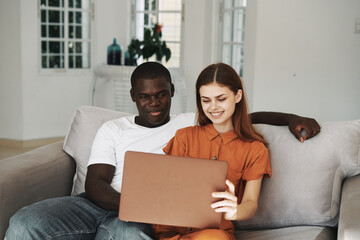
[235,89,242,103]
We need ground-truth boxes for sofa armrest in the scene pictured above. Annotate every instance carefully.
[338,174,360,240]
[0,141,76,239]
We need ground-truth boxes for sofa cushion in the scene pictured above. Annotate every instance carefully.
[63,106,131,195]
[234,120,360,229]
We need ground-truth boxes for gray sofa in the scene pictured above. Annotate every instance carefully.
[1,106,360,240]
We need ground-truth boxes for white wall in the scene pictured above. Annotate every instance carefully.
[0,0,129,140]
[0,0,23,139]
[246,0,360,121]
[1,0,359,141]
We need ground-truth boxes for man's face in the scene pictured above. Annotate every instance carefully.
[131,77,174,128]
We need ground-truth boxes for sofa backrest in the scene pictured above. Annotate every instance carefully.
[63,106,131,195]
[234,121,360,229]
[64,106,360,229]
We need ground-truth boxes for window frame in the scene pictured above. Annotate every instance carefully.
[38,0,93,74]
[130,0,185,70]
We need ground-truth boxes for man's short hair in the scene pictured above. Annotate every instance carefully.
[131,62,172,88]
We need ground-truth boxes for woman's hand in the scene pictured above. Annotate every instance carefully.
[211,180,238,220]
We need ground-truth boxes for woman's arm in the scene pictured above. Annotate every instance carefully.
[211,178,262,221]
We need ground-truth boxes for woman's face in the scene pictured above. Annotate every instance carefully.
[199,82,242,133]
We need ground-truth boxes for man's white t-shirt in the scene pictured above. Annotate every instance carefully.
[87,113,196,192]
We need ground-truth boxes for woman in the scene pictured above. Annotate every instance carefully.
[154,63,271,240]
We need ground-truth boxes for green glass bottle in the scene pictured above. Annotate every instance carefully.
[107,38,122,65]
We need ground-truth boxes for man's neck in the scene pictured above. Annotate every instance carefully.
[134,116,170,128]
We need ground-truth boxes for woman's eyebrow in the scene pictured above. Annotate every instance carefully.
[201,94,227,99]
[215,94,227,98]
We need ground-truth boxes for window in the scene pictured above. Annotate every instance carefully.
[39,0,92,70]
[220,0,246,76]
[131,0,183,68]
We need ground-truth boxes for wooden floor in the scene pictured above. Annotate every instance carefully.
[0,145,39,160]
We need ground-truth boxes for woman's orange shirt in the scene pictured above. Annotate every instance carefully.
[153,124,271,240]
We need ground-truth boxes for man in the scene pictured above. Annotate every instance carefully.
[6,62,320,239]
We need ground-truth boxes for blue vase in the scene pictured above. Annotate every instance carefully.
[107,38,122,65]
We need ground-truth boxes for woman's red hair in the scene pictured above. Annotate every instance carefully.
[196,63,266,144]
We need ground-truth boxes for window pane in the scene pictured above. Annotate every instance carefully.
[232,44,244,76]
[69,0,87,8]
[159,0,182,11]
[49,25,63,38]
[76,26,82,38]
[222,44,231,64]
[68,41,75,53]
[69,55,75,68]
[69,11,74,23]
[41,25,47,37]
[76,42,82,53]
[42,56,47,68]
[76,56,82,68]
[41,10,47,23]
[143,13,156,27]
[48,10,60,23]
[234,0,247,7]
[158,13,181,41]
[76,12,82,23]
[49,41,63,53]
[48,0,60,7]
[233,9,245,42]
[49,55,63,68]
[144,0,149,10]
[151,0,156,10]
[69,26,74,38]
[222,11,231,42]
[143,13,149,25]
[42,41,47,53]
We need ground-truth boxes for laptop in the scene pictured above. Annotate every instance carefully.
[119,151,228,229]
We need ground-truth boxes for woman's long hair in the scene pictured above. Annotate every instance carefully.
[196,63,266,144]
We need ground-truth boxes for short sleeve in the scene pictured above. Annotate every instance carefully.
[242,144,271,181]
[88,121,118,167]
[163,129,187,157]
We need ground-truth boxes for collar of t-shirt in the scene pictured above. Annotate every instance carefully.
[204,124,238,144]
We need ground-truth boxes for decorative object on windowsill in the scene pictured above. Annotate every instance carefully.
[107,38,122,65]
[126,24,171,66]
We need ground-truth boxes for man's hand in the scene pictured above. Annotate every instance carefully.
[250,112,321,142]
[288,116,321,142]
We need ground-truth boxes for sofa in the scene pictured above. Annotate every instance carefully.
[1,106,360,240]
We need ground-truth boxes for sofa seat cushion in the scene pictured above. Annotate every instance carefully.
[234,226,337,240]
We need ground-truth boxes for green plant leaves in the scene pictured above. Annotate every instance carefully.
[127,24,171,63]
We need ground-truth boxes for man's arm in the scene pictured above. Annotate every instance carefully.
[249,112,321,142]
[85,164,120,211]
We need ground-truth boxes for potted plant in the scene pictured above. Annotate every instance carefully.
[126,24,171,65]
